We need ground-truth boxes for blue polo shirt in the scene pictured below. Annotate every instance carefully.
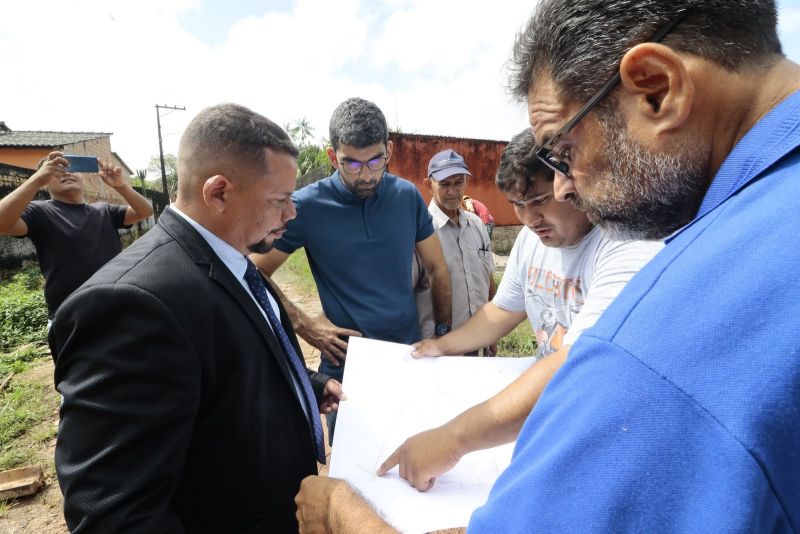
[469,91,800,532]
[275,171,433,345]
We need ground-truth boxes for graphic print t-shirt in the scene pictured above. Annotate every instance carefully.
[493,226,662,359]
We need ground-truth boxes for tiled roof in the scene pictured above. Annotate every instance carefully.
[0,128,110,148]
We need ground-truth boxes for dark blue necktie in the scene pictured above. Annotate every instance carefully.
[244,259,326,464]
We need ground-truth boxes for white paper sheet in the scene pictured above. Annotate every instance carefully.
[329,337,534,533]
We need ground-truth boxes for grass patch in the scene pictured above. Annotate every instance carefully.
[0,268,59,480]
[275,248,318,298]
[0,344,50,378]
[493,270,538,357]
[0,376,59,472]
[497,320,537,357]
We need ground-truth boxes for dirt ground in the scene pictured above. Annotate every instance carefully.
[0,273,465,534]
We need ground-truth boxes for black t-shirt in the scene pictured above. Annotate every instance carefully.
[20,200,129,318]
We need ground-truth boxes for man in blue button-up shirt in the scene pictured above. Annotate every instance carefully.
[296,2,800,532]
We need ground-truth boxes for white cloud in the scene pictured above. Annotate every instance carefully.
[2,0,535,170]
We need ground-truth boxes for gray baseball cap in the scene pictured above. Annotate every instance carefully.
[427,149,472,181]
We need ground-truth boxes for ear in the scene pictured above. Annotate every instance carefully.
[423,177,433,193]
[202,175,232,213]
[326,147,338,168]
[617,42,694,135]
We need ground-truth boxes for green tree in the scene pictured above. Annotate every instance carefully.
[285,117,314,146]
[297,144,333,177]
[147,154,178,200]
[135,169,148,189]
[284,119,332,179]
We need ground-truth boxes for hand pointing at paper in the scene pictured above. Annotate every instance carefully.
[376,425,465,492]
[379,349,569,492]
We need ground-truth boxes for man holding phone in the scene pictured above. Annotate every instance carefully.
[0,151,153,320]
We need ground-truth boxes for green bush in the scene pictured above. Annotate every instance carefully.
[0,269,48,353]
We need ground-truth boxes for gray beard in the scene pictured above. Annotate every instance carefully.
[573,109,708,241]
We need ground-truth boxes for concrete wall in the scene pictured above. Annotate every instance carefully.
[387,133,519,226]
[491,224,522,255]
[0,235,37,270]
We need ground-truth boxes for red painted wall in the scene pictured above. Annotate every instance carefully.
[387,132,517,226]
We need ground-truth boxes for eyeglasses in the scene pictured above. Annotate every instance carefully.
[339,156,388,175]
[535,9,689,176]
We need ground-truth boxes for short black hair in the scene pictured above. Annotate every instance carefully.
[496,129,554,199]
[177,103,298,198]
[180,103,297,165]
[329,97,389,150]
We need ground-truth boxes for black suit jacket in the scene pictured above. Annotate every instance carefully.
[50,208,328,533]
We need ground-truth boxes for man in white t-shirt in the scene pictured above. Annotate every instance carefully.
[498,221,650,360]
[375,129,662,491]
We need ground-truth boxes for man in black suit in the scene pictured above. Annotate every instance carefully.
[50,103,343,533]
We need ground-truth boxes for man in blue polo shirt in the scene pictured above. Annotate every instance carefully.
[252,97,451,439]
[294,1,800,531]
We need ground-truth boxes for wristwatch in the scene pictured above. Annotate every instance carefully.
[434,323,452,337]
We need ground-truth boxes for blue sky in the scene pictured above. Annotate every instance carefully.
[2,0,800,171]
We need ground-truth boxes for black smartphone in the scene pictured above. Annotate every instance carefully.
[64,155,99,173]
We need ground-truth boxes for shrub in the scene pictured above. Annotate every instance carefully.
[0,269,48,353]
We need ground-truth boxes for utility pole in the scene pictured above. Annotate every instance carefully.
[155,104,185,204]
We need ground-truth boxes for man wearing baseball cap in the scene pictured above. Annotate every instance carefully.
[415,149,495,353]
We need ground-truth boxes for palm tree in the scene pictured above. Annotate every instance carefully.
[285,118,315,146]
[294,117,314,145]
